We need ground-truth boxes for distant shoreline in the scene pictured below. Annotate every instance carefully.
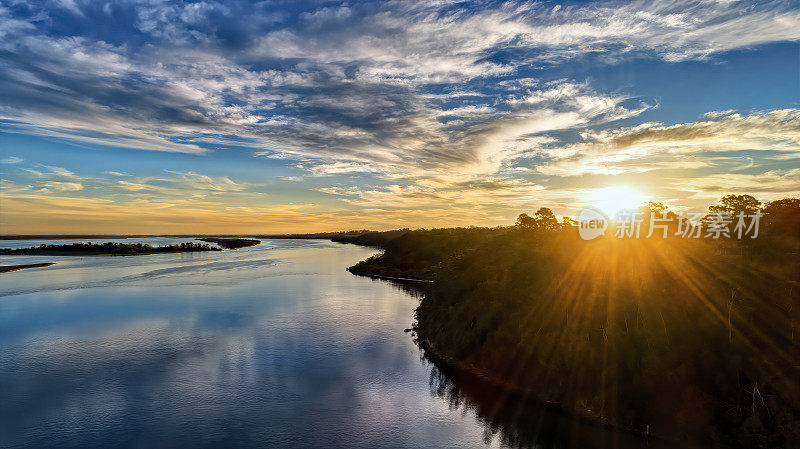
[0,242,221,256]
[0,263,56,273]
[0,232,375,240]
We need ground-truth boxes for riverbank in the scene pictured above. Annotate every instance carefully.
[414,334,636,433]
[342,227,800,448]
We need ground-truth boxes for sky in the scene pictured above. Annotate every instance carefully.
[0,0,798,234]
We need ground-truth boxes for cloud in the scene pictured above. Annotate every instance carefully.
[53,0,85,17]
[582,109,800,154]
[22,165,84,180]
[253,80,649,184]
[1,156,23,164]
[8,166,250,201]
[0,187,536,234]
[0,193,323,234]
[300,161,389,176]
[0,0,798,232]
[166,171,246,191]
[536,108,800,176]
[667,168,800,200]
[39,181,84,192]
[318,177,550,211]
[0,0,797,181]
[251,1,800,79]
[116,180,157,191]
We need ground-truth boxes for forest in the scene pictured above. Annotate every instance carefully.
[343,196,800,447]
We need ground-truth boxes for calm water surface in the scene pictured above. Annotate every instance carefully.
[0,239,655,448]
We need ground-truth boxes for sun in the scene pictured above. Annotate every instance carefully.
[589,186,647,217]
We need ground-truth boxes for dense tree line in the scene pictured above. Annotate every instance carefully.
[344,196,800,447]
[516,195,800,241]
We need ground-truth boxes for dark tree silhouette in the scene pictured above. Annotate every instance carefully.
[709,194,762,216]
[516,213,535,228]
[534,207,559,231]
[342,199,800,444]
[517,209,559,230]
[763,198,800,226]
[762,198,800,241]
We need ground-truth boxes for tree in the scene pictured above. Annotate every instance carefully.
[516,213,535,228]
[644,201,667,214]
[704,195,762,236]
[640,202,678,237]
[762,198,800,240]
[709,194,762,216]
[517,209,560,230]
[534,207,560,231]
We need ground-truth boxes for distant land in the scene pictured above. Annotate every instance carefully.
[197,238,261,249]
[0,242,220,256]
[0,238,261,256]
[0,232,375,240]
[0,263,56,273]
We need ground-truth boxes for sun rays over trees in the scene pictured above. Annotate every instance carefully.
[343,194,800,446]
[511,195,799,248]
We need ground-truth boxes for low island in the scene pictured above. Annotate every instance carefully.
[0,242,221,256]
[0,262,56,272]
[196,238,261,249]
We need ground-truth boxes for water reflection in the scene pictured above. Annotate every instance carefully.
[1,240,503,448]
[369,277,663,448]
[420,345,673,449]
[0,239,673,448]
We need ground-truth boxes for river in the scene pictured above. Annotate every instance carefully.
[0,238,657,448]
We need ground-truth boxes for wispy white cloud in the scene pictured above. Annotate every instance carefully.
[535,109,800,176]
[251,1,800,80]
[667,168,800,200]
[10,165,250,201]
[165,171,246,192]
[38,180,83,192]
[22,165,84,180]
[1,156,23,164]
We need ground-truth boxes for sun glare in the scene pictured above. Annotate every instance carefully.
[589,186,646,216]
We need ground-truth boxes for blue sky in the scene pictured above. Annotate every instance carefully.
[0,0,798,233]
